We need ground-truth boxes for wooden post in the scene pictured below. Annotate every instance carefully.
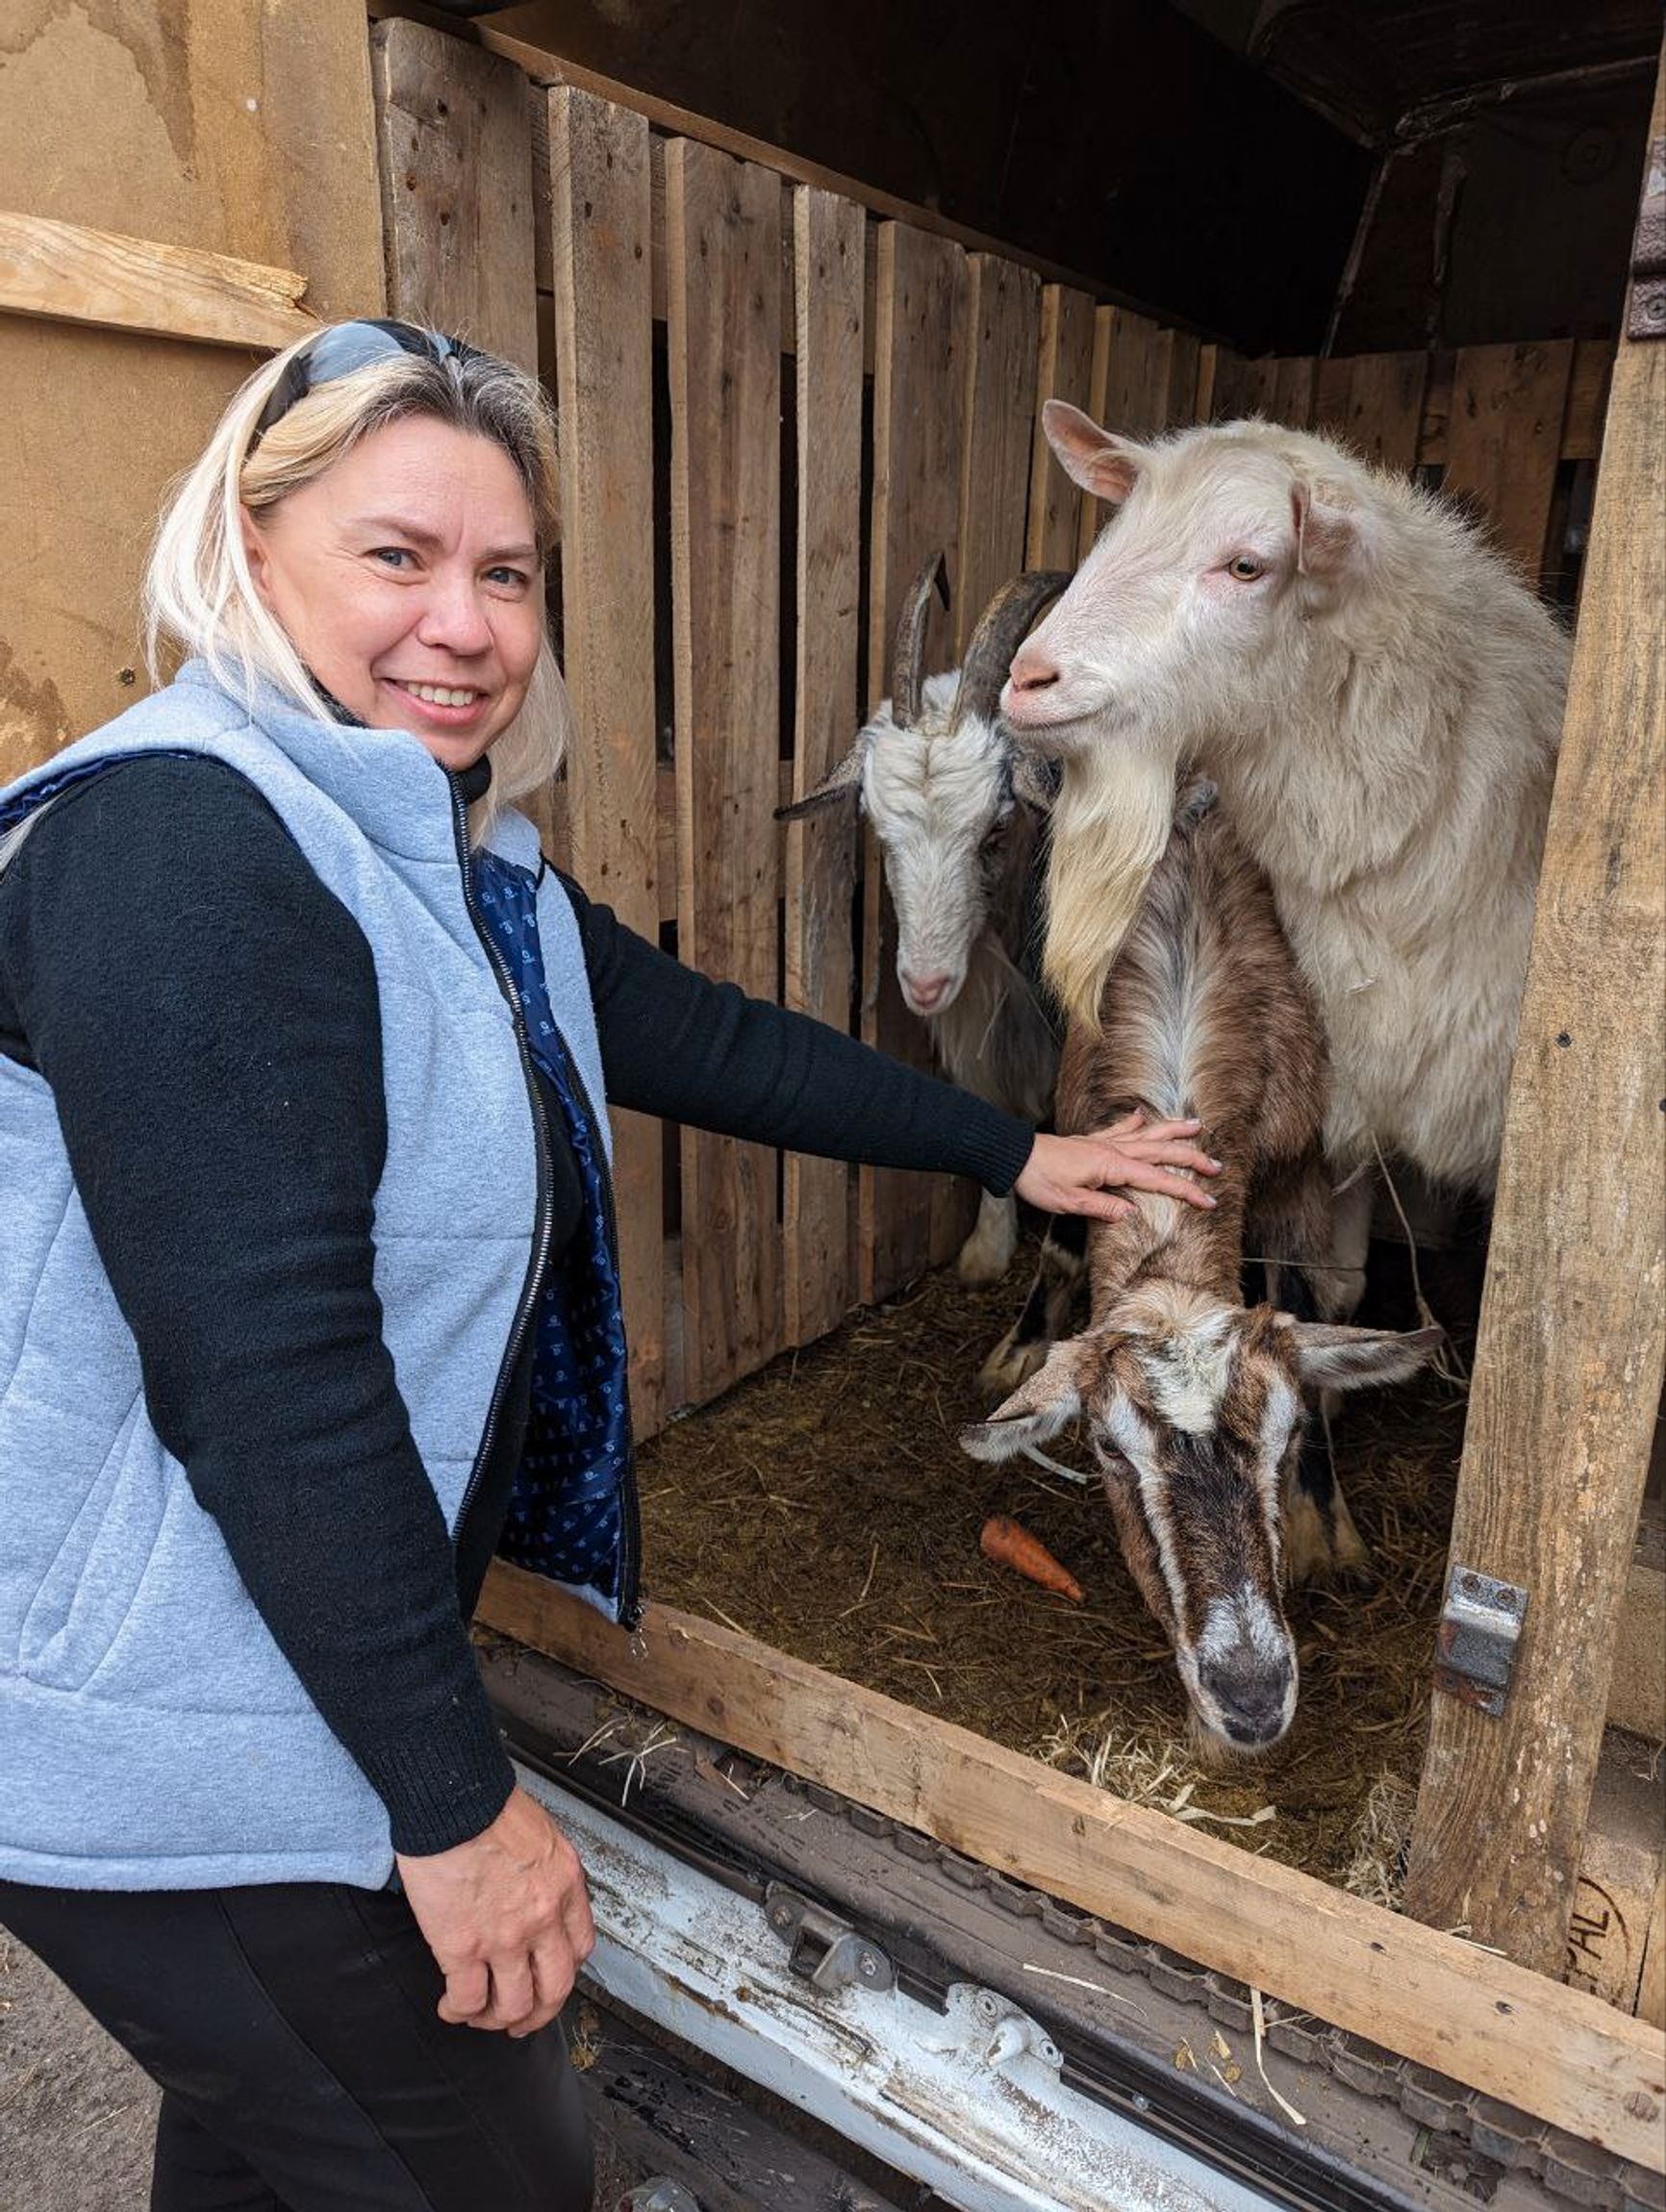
[1403,66,1666,1973]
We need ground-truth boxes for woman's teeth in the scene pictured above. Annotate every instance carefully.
[402,683,481,707]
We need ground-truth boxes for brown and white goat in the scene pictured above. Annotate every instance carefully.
[964,784,1439,1753]
[779,561,1068,1283]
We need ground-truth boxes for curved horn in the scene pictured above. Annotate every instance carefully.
[891,550,949,727]
[950,570,1073,729]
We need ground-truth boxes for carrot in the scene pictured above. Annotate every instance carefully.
[979,1514,1084,1602]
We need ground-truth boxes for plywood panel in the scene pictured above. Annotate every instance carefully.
[1403,151,1664,1973]
[784,186,865,1347]
[546,86,664,1434]
[1026,285,1098,569]
[1440,340,1577,583]
[666,140,784,1399]
[372,18,539,374]
[861,222,969,1301]
[0,0,383,776]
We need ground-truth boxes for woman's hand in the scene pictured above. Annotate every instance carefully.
[396,1786,595,2038]
[1015,1111,1222,1224]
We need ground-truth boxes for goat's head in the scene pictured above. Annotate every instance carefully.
[777,558,1068,1018]
[962,1288,1438,1752]
[1003,406,1375,756]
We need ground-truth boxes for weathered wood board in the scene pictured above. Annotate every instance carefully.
[1439,339,1577,584]
[481,1560,1666,2174]
[783,186,866,1347]
[0,214,316,352]
[666,140,784,1398]
[861,222,968,1302]
[372,18,539,374]
[1403,122,1665,1973]
[1026,285,1098,569]
[546,86,665,1432]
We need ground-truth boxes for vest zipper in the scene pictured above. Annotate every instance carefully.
[448,789,643,1630]
[448,777,555,1546]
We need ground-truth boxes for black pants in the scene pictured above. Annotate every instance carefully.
[0,1877,593,2212]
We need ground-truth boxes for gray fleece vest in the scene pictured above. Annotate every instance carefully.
[0,663,608,1891]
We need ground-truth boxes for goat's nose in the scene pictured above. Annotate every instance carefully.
[902,969,950,1011]
[1199,1662,1293,1748]
[1006,644,1060,692]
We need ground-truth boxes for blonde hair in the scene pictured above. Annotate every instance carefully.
[144,325,569,836]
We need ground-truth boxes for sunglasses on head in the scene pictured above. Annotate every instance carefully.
[253,320,480,444]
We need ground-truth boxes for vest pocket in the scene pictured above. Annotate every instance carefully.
[17,1394,168,1690]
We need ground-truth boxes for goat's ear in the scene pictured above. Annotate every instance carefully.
[775,736,868,821]
[960,1340,1092,1460]
[1043,400,1143,506]
[1290,483,1362,580]
[1278,1320,1443,1393]
[1008,747,1058,812]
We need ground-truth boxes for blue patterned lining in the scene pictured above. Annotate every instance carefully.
[471,850,635,1615]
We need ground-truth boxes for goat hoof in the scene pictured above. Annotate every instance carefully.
[957,1231,1017,1287]
[977,1331,1047,1399]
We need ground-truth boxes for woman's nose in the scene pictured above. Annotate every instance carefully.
[415,582,494,657]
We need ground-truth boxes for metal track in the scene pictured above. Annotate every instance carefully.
[482,1643,1661,2212]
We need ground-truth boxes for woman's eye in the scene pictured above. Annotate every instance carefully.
[371,547,414,570]
[485,566,530,591]
[1226,555,1266,582]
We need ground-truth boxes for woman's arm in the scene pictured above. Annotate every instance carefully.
[0,757,515,1856]
[560,872,1218,1220]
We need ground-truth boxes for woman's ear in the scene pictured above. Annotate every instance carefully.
[239,507,276,611]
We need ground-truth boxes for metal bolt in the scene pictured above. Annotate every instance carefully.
[858,1952,880,1979]
[1131,2093,1150,2114]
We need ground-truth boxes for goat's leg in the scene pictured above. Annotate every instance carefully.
[978,1213,1087,1396]
[1260,1158,1372,1585]
[957,1188,1019,1286]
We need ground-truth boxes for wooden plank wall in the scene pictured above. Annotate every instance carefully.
[371,17,1616,1437]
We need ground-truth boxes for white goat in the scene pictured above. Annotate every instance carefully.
[1003,408,1568,1287]
[780,563,1068,1283]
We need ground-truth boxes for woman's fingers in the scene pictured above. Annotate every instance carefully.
[436,1957,491,2025]
[1109,1158,1218,1205]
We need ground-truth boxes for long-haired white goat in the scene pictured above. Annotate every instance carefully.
[1002,408,1568,1283]
[780,561,1068,1284]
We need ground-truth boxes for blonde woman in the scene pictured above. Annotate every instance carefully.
[0,320,1218,2209]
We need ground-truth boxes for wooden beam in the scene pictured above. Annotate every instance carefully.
[1403,70,1666,1974]
[479,1562,1666,2170]
[545,85,665,1435]
[0,211,315,353]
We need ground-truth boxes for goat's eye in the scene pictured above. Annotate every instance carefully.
[1226,555,1266,582]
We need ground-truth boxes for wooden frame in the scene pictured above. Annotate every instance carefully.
[480,1561,1666,2173]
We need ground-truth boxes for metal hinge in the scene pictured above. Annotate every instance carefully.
[1433,1565,1527,1717]
[764,1883,895,1994]
[1628,133,1665,340]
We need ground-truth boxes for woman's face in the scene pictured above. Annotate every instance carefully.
[240,415,544,771]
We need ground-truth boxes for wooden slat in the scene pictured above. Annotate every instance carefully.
[861,222,969,1302]
[666,140,784,1402]
[1403,105,1666,1974]
[1340,349,1428,472]
[0,212,315,352]
[372,18,539,374]
[1207,349,1264,420]
[481,1561,1666,2173]
[1162,327,1203,425]
[1439,339,1577,583]
[546,87,665,1436]
[1074,301,1115,563]
[783,185,865,1347]
[1314,355,1353,435]
[929,250,1042,1266]
[1270,354,1317,429]
[1098,305,1170,438]
[1025,284,1098,569]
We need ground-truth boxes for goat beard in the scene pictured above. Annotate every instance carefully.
[1042,733,1178,1032]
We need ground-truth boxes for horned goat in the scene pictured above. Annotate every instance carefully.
[779,561,1068,1285]
[1004,408,1569,1291]
[965,781,1439,1753]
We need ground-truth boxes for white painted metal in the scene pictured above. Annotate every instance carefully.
[520,1765,1278,2212]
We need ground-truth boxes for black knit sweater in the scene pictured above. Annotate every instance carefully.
[0,755,1034,1856]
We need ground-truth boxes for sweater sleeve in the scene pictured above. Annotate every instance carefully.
[557,872,1037,1196]
[0,756,514,1856]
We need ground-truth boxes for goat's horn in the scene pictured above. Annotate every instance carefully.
[950,570,1073,729]
[891,550,949,727]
